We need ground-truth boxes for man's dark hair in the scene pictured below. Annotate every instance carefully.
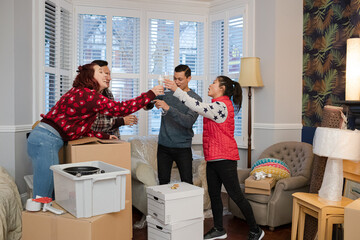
[174,64,191,78]
[91,60,108,67]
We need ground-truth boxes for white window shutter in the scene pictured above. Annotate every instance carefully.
[210,13,244,137]
[77,14,107,66]
[111,16,141,136]
[148,18,205,135]
[77,14,141,136]
[44,0,72,113]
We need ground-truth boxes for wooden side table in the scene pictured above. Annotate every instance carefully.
[291,192,353,240]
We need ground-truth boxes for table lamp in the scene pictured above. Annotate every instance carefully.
[313,127,360,201]
[238,57,264,168]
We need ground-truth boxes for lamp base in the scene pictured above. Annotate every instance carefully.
[318,157,343,202]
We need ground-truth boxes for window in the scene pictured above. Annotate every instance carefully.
[44,0,72,112]
[77,12,141,136]
[147,16,205,135]
[77,14,107,65]
[210,9,245,143]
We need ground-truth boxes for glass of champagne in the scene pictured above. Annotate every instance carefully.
[157,75,165,95]
[163,72,171,92]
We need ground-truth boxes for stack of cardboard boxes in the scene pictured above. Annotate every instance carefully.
[344,198,360,239]
[146,182,204,240]
[22,138,133,240]
[244,175,276,195]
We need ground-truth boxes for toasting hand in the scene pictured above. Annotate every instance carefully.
[124,115,138,126]
[164,79,178,92]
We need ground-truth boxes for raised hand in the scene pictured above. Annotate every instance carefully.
[124,115,138,126]
[164,79,178,92]
[151,85,164,96]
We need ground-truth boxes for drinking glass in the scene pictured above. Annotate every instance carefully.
[157,75,165,95]
[163,72,171,92]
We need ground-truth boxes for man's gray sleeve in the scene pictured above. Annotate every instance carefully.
[166,93,202,128]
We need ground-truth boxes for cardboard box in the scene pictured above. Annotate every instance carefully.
[245,176,276,190]
[22,201,132,240]
[147,215,203,240]
[63,137,132,201]
[147,182,204,224]
[62,137,132,237]
[245,187,271,195]
[344,198,360,240]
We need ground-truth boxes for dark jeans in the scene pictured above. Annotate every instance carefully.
[207,160,258,232]
[157,144,193,185]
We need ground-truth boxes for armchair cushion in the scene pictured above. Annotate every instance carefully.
[135,162,158,186]
[237,168,251,183]
[276,175,309,191]
[250,158,291,180]
[251,158,290,171]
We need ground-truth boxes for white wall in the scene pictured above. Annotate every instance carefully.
[0,0,33,196]
[242,0,303,168]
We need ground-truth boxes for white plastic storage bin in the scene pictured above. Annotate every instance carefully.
[147,215,203,240]
[50,161,130,218]
[24,175,33,199]
[146,182,204,224]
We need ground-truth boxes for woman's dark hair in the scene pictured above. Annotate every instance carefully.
[72,63,100,92]
[174,64,191,78]
[217,75,242,113]
[91,60,108,67]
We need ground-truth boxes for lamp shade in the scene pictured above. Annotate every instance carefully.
[313,127,360,161]
[238,57,264,87]
[346,38,360,101]
[313,127,360,201]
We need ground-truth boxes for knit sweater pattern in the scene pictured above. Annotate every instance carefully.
[41,87,155,141]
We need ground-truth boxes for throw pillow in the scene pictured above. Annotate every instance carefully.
[250,158,291,180]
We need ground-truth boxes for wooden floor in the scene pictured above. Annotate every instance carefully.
[132,206,291,240]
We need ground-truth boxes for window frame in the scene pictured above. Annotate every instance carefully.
[145,11,207,144]
[209,6,250,148]
[33,1,254,148]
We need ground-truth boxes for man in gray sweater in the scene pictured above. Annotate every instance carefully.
[148,64,202,185]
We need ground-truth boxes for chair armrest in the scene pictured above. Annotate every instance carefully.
[276,175,309,191]
[237,168,251,184]
[134,162,158,186]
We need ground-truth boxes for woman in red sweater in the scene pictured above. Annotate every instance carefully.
[28,63,163,198]
[165,76,264,240]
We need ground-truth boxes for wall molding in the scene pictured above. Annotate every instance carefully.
[254,123,303,130]
[0,125,32,133]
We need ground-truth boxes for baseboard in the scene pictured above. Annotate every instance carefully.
[254,123,302,130]
[0,125,32,133]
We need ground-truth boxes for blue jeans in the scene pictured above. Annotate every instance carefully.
[207,160,258,232]
[157,144,193,185]
[27,124,63,198]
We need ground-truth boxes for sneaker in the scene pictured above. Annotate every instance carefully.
[248,227,265,240]
[204,227,227,240]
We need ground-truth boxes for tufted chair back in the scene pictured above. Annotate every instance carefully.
[258,141,314,179]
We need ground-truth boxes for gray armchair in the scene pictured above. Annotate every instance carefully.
[228,141,314,230]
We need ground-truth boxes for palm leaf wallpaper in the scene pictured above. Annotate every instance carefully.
[303,0,360,126]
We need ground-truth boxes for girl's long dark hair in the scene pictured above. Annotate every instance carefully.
[217,75,242,113]
[72,63,100,92]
